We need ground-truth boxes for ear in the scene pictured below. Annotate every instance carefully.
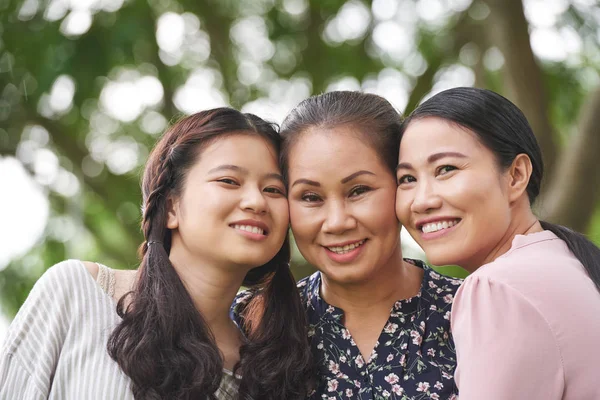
[166,196,180,229]
[507,153,532,203]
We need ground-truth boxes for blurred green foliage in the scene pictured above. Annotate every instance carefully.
[1,0,598,317]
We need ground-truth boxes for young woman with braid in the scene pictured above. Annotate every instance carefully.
[0,108,313,399]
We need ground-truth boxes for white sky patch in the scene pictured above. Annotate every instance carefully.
[241,77,312,124]
[67,0,99,11]
[524,0,569,28]
[100,74,164,122]
[156,12,185,53]
[372,0,398,21]
[282,0,308,16]
[448,0,472,12]
[531,28,569,62]
[51,169,80,197]
[0,157,49,271]
[60,10,93,36]
[483,47,505,71]
[32,148,60,186]
[18,0,39,21]
[415,0,450,25]
[140,111,168,135]
[323,0,371,44]
[49,75,76,115]
[424,64,475,101]
[105,137,140,175]
[326,76,362,92]
[372,21,414,63]
[174,68,228,114]
[231,16,275,62]
[44,0,69,22]
[362,68,410,112]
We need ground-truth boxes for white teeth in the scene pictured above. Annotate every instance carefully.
[327,240,365,255]
[233,224,264,235]
[422,220,459,234]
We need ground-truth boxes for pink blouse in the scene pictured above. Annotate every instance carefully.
[451,230,600,399]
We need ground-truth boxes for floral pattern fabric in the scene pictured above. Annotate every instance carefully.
[232,259,461,400]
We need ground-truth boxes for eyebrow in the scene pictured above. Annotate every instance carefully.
[396,152,467,171]
[208,165,284,183]
[291,170,375,188]
[291,178,320,188]
[340,170,375,184]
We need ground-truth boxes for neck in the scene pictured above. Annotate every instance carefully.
[168,246,248,331]
[474,204,543,272]
[320,246,423,316]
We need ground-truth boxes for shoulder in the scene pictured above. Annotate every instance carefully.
[3,260,95,354]
[81,260,99,279]
[407,258,462,300]
[31,259,93,293]
[476,232,575,280]
[451,275,562,362]
[453,274,555,337]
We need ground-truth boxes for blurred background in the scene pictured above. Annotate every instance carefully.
[1,0,600,337]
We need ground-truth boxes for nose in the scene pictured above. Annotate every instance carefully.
[410,180,442,214]
[322,199,356,234]
[240,186,268,215]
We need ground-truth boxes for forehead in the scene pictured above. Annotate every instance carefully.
[399,117,486,159]
[288,126,387,177]
[198,133,278,168]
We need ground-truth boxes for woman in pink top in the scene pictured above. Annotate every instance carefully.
[395,87,600,399]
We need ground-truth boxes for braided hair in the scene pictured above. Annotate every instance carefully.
[107,108,313,399]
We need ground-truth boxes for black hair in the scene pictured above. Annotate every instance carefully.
[400,86,600,291]
[107,108,312,399]
[279,90,403,179]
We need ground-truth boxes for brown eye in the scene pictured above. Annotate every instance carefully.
[397,175,416,185]
[301,192,321,203]
[217,178,239,185]
[264,186,286,196]
[437,165,457,175]
[349,185,371,197]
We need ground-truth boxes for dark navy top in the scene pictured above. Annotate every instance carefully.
[232,259,461,400]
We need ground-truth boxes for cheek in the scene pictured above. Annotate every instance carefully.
[270,199,290,230]
[453,176,505,209]
[366,189,397,224]
[289,203,318,244]
[395,188,411,221]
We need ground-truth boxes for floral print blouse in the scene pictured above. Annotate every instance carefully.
[232,259,461,400]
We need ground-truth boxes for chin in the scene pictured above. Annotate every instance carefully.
[321,266,374,286]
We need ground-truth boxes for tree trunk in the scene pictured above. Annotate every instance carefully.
[539,88,600,232]
[483,0,558,183]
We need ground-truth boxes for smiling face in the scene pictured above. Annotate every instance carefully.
[395,117,513,271]
[167,133,289,270]
[287,127,401,285]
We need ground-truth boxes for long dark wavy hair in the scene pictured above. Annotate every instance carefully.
[107,108,313,399]
[400,87,600,292]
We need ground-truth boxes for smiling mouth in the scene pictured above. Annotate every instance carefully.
[231,224,268,236]
[325,240,366,255]
[420,219,461,234]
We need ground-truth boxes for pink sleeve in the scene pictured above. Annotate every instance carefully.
[451,276,564,400]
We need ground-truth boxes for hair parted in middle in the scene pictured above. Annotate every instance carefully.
[279,90,403,179]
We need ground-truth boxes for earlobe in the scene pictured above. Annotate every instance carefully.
[508,154,533,203]
[166,197,179,229]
